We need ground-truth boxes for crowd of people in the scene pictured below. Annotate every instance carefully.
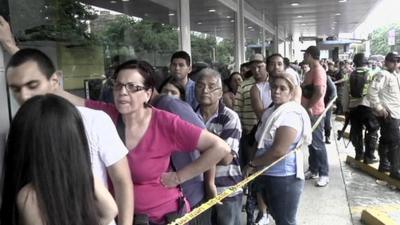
[0,14,399,225]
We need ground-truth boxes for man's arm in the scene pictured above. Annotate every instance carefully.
[95,111,134,225]
[0,16,19,55]
[93,178,119,225]
[250,85,265,120]
[107,158,134,225]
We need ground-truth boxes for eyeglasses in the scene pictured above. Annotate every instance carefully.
[112,81,147,93]
[195,83,221,93]
[388,59,400,63]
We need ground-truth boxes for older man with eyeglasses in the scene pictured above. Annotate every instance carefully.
[195,68,243,225]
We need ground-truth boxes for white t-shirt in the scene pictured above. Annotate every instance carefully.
[255,108,303,176]
[77,106,128,186]
[256,82,272,109]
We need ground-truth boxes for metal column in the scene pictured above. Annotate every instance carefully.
[273,25,279,54]
[261,11,266,56]
[234,0,245,71]
[177,0,191,56]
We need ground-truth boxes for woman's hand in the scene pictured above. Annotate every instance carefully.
[160,172,181,188]
[242,165,256,178]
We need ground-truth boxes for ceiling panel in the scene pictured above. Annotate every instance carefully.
[246,0,381,37]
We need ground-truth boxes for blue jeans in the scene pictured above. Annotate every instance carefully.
[308,115,329,176]
[260,175,304,225]
[324,108,332,138]
[212,197,243,225]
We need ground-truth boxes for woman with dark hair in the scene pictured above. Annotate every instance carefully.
[245,73,312,225]
[158,76,186,101]
[223,71,243,109]
[58,59,230,224]
[0,94,118,225]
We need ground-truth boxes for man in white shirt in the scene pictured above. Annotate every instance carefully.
[367,52,400,179]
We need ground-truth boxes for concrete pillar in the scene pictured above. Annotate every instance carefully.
[0,46,11,196]
[273,25,279,54]
[261,11,266,56]
[284,40,287,57]
[0,0,10,194]
[177,0,191,55]
[234,0,245,71]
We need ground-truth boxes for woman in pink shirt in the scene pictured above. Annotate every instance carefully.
[60,60,230,224]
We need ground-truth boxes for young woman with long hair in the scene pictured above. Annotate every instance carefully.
[0,94,117,225]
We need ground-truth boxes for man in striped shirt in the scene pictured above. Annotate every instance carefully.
[236,54,265,167]
[195,68,243,225]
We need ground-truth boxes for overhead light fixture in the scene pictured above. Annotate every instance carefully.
[110,0,117,3]
[290,2,300,6]
[335,13,341,16]
[297,15,303,18]
[248,26,253,29]
[168,13,175,16]
[301,23,306,26]
[197,22,202,25]
[122,0,130,2]
[226,16,231,19]
[230,19,235,23]
[338,0,347,2]
[208,9,216,13]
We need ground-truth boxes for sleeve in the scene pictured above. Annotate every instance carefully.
[219,112,242,155]
[279,111,302,133]
[95,111,129,167]
[170,115,203,153]
[85,99,119,122]
[155,96,205,129]
[327,76,337,101]
[367,71,386,111]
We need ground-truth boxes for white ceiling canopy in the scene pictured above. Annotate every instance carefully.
[81,0,382,42]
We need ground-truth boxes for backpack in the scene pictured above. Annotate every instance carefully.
[349,69,368,98]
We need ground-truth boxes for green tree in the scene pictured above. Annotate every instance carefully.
[370,23,400,55]
[96,15,234,66]
[25,0,97,42]
[191,35,216,64]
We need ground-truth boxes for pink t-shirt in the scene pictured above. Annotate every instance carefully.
[86,100,202,223]
[301,64,327,115]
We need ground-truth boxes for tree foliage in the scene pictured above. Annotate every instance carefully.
[25,0,97,42]
[20,0,234,66]
[370,23,400,55]
[95,15,234,66]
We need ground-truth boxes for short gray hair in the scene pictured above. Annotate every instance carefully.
[196,68,222,88]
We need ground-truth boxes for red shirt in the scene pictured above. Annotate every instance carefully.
[86,100,202,223]
[301,64,327,115]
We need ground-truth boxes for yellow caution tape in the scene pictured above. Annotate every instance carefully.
[168,97,337,225]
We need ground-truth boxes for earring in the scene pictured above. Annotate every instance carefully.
[144,102,152,108]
